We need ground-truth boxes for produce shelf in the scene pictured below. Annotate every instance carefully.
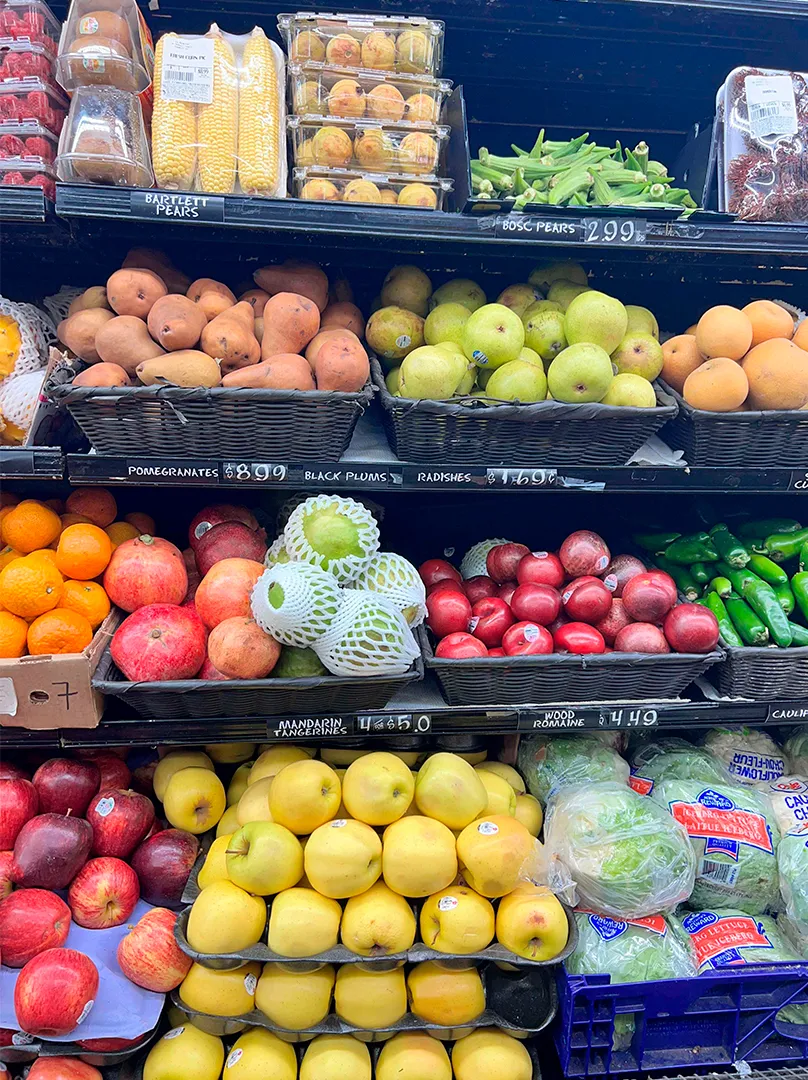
[0,446,63,479]
[0,186,53,223]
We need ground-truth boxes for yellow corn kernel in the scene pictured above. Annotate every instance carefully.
[197,30,238,195]
[151,33,198,190]
[238,28,283,197]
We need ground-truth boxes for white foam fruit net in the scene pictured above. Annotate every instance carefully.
[0,297,45,379]
[349,552,427,628]
[265,535,290,566]
[42,287,83,325]
[460,538,512,579]
[278,491,386,534]
[251,562,343,647]
[16,303,56,353]
[283,494,380,585]
[0,370,45,430]
[313,589,420,677]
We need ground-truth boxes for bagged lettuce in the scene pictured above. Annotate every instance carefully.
[786,731,808,775]
[676,908,801,970]
[702,726,786,788]
[652,779,780,914]
[544,782,696,919]
[518,734,629,805]
[628,737,731,795]
[778,825,808,934]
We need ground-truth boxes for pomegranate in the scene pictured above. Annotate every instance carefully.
[487,543,531,584]
[663,604,719,654]
[194,521,268,576]
[517,551,565,589]
[183,571,201,604]
[188,503,260,550]
[464,576,499,604]
[553,622,606,654]
[194,558,265,629]
[603,554,646,597]
[103,535,188,613]
[559,530,611,577]
[622,573,676,623]
[594,598,633,645]
[207,617,281,678]
[110,604,206,681]
[198,657,230,680]
[562,579,612,624]
[614,622,670,653]
[418,559,461,587]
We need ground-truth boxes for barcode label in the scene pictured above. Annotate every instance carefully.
[169,70,195,81]
[161,36,214,104]
[745,75,798,139]
[700,859,740,887]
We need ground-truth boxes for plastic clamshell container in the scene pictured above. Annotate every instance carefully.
[293,165,452,209]
[1,38,58,85]
[720,66,808,222]
[0,75,66,133]
[56,84,152,186]
[279,11,445,77]
[0,0,60,50]
[288,115,449,177]
[56,0,153,94]
[0,154,54,197]
[0,119,56,161]
[288,61,452,125]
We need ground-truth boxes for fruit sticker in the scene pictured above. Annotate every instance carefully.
[77,998,95,1024]
[164,1027,184,1039]
[227,1049,243,1068]
[438,895,459,911]
[680,911,773,971]
[95,796,115,817]
[78,16,100,33]
[331,819,347,828]
[477,821,498,835]
[244,973,257,994]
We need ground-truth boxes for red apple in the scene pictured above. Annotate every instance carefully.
[510,583,561,626]
[464,576,499,604]
[559,530,611,577]
[130,828,199,907]
[603,554,646,598]
[77,1037,141,1051]
[130,760,158,796]
[594,598,633,646]
[553,622,606,654]
[488,647,506,657]
[486,543,531,584]
[435,633,488,659]
[117,907,192,992]
[11,814,92,890]
[32,759,100,817]
[502,621,553,656]
[0,779,38,849]
[547,612,570,635]
[427,589,472,639]
[426,578,466,598]
[663,604,719,654]
[74,746,128,760]
[470,597,514,648]
[0,888,71,966]
[0,850,13,899]
[562,579,613,624]
[80,752,131,792]
[0,1028,14,1046]
[0,761,29,780]
[68,857,139,929]
[614,622,670,654]
[86,788,155,859]
[14,947,99,1037]
[28,1059,102,1080]
[517,551,565,589]
[498,581,518,605]
[622,573,676,623]
[419,559,461,588]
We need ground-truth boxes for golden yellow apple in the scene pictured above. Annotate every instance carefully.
[376,1031,452,1080]
[226,821,303,896]
[154,751,214,802]
[475,761,526,794]
[164,767,226,834]
[334,964,407,1029]
[456,815,535,898]
[179,960,261,1017]
[206,742,256,765]
[255,963,335,1029]
[144,1023,224,1080]
[451,1027,532,1080]
[456,749,488,765]
[514,794,542,837]
[475,770,516,817]
[321,747,371,766]
[217,805,241,837]
[222,1027,296,1080]
[382,816,457,897]
[249,746,310,785]
[186,880,266,954]
[227,763,254,806]
[388,749,421,767]
[300,1034,371,1080]
[414,753,487,829]
[268,887,342,957]
[407,961,485,1026]
[304,818,382,898]
[269,759,341,834]
[343,751,415,825]
[197,834,232,890]
[495,882,569,961]
[340,880,416,956]
[236,776,274,826]
[427,1027,475,1042]
[419,886,495,953]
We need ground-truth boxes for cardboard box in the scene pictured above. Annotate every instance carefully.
[0,612,119,731]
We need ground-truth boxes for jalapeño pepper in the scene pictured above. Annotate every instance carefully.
[654,555,700,601]
[690,562,710,585]
[739,518,802,539]
[792,572,808,623]
[664,533,719,565]
[764,527,808,563]
[801,542,808,574]
[709,524,751,569]
[788,621,808,647]
[704,591,743,648]
[748,554,789,587]
[716,561,793,648]
[724,593,769,646]
[774,581,796,616]
[708,577,732,598]
[633,530,682,552]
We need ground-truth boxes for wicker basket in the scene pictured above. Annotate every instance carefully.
[660,380,808,466]
[92,644,423,719]
[373,356,677,465]
[712,644,808,700]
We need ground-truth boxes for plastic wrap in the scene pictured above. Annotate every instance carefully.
[786,730,808,774]
[778,826,808,935]
[288,62,451,124]
[676,908,803,971]
[293,166,452,209]
[151,25,286,198]
[543,782,696,920]
[0,0,60,51]
[1,39,58,86]
[652,778,780,914]
[518,734,630,805]
[56,0,153,94]
[0,75,67,134]
[628,737,732,796]
[56,84,152,186]
[702,726,786,788]
[0,119,56,162]
[289,115,448,176]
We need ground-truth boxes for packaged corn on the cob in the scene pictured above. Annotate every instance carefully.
[150,24,286,198]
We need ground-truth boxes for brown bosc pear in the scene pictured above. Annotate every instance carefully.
[201,301,260,373]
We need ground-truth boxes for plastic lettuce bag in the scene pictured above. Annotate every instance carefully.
[543,782,696,919]
[786,731,808,775]
[778,825,808,934]
[702,726,786,788]
[651,779,780,914]
[628,737,731,796]
[518,734,629,805]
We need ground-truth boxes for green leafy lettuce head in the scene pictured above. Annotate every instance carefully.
[629,737,731,795]
[517,734,629,805]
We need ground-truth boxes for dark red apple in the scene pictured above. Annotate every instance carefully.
[469,597,514,648]
[130,760,158,797]
[595,598,633,646]
[510,584,561,626]
[0,888,70,966]
[86,789,155,859]
[603,554,646,598]
[11,814,91,890]
[488,647,506,657]
[498,581,518,606]
[487,543,531,584]
[194,521,268,576]
[563,579,612,624]
[622,573,676,623]
[0,761,29,780]
[14,947,99,1038]
[0,779,38,849]
[427,589,472,639]
[84,752,131,792]
[614,622,670,654]
[435,633,488,659]
[188,503,259,550]
[663,604,719,654]
[502,621,554,656]
[547,612,570,635]
[464,576,499,604]
[130,828,199,907]
[32,759,100,817]
[0,849,13,898]
[419,558,461,588]
[427,578,466,597]
[559,530,611,578]
[517,551,565,589]
[68,857,139,929]
[553,622,606,654]
[74,746,127,760]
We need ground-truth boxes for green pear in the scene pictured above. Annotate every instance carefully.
[547,279,590,311]
[462,303,525,370]
[385,366,402,395]
[601,373,657,408]
[424,302,470,347]
[625,305,659,340]
[611,333,664,381]
[434,342,475,394]
[381,265,433,317]
[365,306,425,369]
[477,367,494,389]
[519,346,542,366]
[399,346,464,399]
[523,308,567,363]
[528,260,588,289]
[431,278,486,312]
[496,283,543,318]
[547,343,613,403]
[564,291,628,355]
[523,299,563,321]
[486,359,547,403]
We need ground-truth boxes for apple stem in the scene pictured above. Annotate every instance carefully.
[65,808,72,817]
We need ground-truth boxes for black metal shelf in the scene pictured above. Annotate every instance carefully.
[0,447,64,480]
[0,188,53,223]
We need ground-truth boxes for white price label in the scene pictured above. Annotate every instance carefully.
[745,75,798,138]
[161,36,214,104]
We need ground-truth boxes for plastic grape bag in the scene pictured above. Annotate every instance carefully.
[517,734,629,806]
[543,782,696,919]
[702,726,786,788]
[628,737,732,796]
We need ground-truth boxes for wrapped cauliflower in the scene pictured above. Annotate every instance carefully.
[769,776,808,934]
[518,734,629,805]
[702,726,786,788]
[629,737,731,795]
[652,779,780,914]
[543,782,696,919]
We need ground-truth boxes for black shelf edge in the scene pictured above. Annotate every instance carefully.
[1,447,64,480]
[0,188,52,223]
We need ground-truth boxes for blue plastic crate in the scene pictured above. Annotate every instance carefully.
[555,962,808,1077]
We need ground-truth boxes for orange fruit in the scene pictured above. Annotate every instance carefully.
[125,511,156,535]
[105,522,140,549]
[44,498,65,515]
[55,524,113,580]
[27,608,93,655]
[684,357,749,412]
[66,488,117,528]
[0,555,63,618]
[742,300,795,348]
[695,306,753,362]
[0,505,15,539]
[28,549,60,569]
[62,580,111,629]
[0,610,28,658]
[661,335,703,394]
[0,492,20,509]
[0,545,22,571]
[794,321,808,352]
[1,500,62,553]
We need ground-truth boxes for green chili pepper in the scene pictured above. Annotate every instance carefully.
[654,556,700,601]
[800,542,808,574]
[632,531,681,552]
[748,554,789,587]
[690,562,710,585]
[716,561,792,648]
[788,621,808,647]
[792,572,808,623]
[774,581,796,616]
[764,527,808,563]
[708,577,732,598]
[724,593,769,646]
[665,534,719,565]
[704,591,743,648]
[709,525,751,569]
[739,518,802,539]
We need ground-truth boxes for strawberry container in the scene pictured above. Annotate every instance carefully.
[0,157,54,197]
[0,76,66,134]
[0,39,58,86]
[0,0,60,53]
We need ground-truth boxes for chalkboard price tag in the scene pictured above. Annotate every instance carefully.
[222,462,288,483]
[518,708,591,731]
[789,471,808,492]
[356,713,432,734]
[767,703,808,723]
[131,191,225,222]
[496,215,586,242]
[486,468,557,488]
[266,715,352,739]
[583,217,646,246]
[598,706,659,728]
